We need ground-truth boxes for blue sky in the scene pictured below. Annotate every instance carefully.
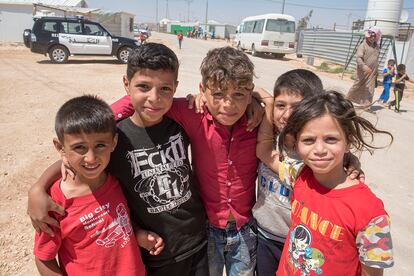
[88,0,414,29]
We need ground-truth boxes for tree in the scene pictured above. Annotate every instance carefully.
[297,10,313,29]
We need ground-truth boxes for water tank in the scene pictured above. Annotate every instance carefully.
[364,0,404,37]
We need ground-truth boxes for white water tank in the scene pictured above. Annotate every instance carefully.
[364,0,404,37]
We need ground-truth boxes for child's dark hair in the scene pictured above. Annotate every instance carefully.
[200,46,255,91]
[274,69,323,99]
[55,95,116,143]
[397,64,406,72]
[387,59,395,65]
[279,90,393,154]
[127,43,179,81]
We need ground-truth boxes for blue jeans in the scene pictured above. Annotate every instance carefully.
[207,219,257,276]
[256,232,285,276]
[379,82,391,103]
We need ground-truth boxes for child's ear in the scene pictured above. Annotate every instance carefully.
[53,138,65,156]
[111,133,118,152]
[199,83,206,94]
[172,80,179,95]
[122,75,130,95]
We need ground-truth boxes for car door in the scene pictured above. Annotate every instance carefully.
[81,22,112,55]
[58,21,85,54]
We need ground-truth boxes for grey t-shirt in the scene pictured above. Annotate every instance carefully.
[252,137,300,242]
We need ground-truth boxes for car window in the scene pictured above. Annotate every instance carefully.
[253,19,265,33]
[42,22,58,33]
[83,23,105,36]
[61,22,83,35]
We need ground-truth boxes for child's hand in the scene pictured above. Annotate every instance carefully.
[344,153,365,182]
[246,97,265,132]
[27,185,64,237]
[61,156,75,181]
[136,229,165,255]
[186,93,206,114]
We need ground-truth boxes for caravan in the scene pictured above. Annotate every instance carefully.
[236,13,296,58]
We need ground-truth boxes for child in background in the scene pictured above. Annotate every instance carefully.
[378,59,395,105]
[277,90,394,275]
[388,63,413,113]
[34,95,145,276]
[254,70,362,276]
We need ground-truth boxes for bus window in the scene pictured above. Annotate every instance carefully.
[266,19,295,33]
[244,21,255,33]
[253,19,265,33]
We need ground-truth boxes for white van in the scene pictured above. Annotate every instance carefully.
[236,13,296,58]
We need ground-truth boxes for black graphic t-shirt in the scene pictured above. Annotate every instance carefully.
[395,73,410,91]
[108,117,207,267]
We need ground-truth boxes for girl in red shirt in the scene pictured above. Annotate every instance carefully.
[276,90,394,276]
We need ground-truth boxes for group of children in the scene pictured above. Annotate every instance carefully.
[378,58,412,113]
[28,42,394,276]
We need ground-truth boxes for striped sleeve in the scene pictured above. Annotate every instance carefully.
[278,157,304,188]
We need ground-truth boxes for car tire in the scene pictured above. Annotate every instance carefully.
[49,45,69,63]
[237,42,242,51]
[117,46,132,64]
[273,53,285,59]
[251,44,258,56]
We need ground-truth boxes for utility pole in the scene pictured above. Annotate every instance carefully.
[165,0,169,19]
[185,0,193,22]
[156,0,159,31]
[205,0,208,33]
[281,0,285,14]
[346,13,353,30]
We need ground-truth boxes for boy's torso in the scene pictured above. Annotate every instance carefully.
[168,99,258,230]
[108,116,207,266]
[395,73,409,90]
[35,174,144,275]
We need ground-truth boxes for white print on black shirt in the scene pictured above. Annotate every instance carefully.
[127,133,191,213]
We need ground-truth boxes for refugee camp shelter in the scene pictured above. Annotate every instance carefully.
[0,0,87,42]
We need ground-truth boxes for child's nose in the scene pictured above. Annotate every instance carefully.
[84,149,97,163]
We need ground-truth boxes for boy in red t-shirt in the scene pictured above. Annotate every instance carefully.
[33,95,146,275]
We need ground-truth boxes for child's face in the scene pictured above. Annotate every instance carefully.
[54,132,117,183]
[200,82,252,128]
[124,69,177,127]
[296,114,349,179]
[273,89,303,132]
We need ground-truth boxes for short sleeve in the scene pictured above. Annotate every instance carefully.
[278,157,304,188]
[383,68,387,74]
[111,95,134,121]
[33,228,62,261]
[356,215,394,269]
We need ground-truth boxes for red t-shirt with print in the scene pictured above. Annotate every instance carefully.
[34,174,145,276]
[277,166,393,276]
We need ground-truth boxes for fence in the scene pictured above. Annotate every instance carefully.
[298,30,391,72]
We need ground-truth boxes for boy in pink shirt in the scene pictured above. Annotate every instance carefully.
[113,46,261,275]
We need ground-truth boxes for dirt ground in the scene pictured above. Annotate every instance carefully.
[1,33,413,275]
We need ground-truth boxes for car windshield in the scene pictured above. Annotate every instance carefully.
[265,19,295,33]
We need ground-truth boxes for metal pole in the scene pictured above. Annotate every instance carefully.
[205,0,208,32]
[281,0,285,14]
[156,0,159,32]
[166,0,169,19]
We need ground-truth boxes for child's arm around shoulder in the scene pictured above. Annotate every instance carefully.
[111,95,134,121]
[28,160,65,236]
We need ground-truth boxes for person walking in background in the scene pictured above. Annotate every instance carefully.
[346,26,381,109]
[177,31,183,49]
[378,59,396,105]
[388,64,413,113]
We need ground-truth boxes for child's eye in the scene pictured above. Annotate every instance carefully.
[136,84,150,91]
[212,92,224,98]
[96,143,107,148]
[161,86,173,93]
[233,92,246,98]
[301,138,314,145]
[73,145,87,154]
[275,104,286,110]
[325,137,338,143]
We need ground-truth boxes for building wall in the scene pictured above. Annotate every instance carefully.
[0,4,34,42]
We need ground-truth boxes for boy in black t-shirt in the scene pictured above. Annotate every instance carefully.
[388,64,413,113]
[28,43,208,276]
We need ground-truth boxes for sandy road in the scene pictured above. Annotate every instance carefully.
[0,32,413,275]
